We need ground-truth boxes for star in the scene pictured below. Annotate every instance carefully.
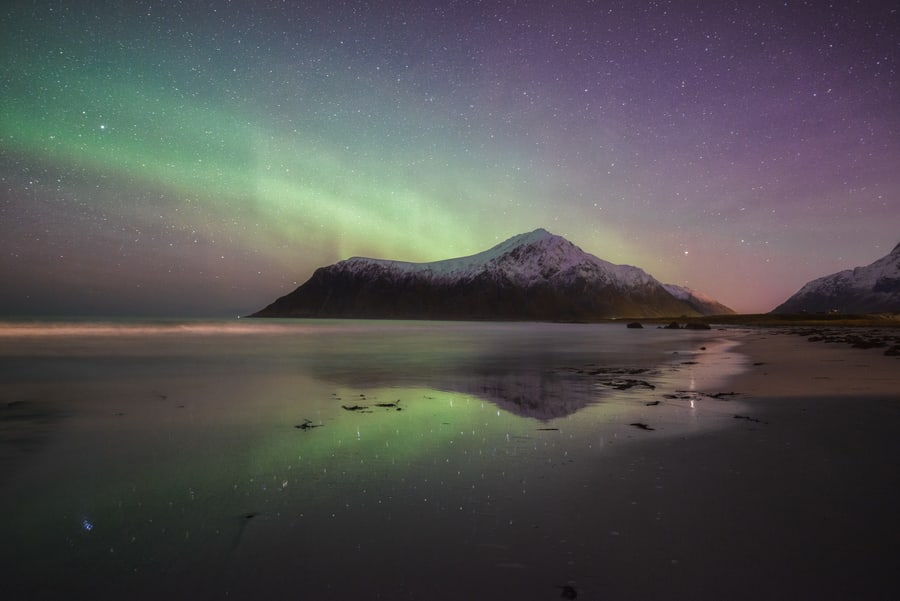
[0,0,896,316]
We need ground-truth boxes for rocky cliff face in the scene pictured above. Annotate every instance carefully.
[252,229,728,320]
[772,241,900,314]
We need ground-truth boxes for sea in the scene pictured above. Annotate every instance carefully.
[0,318,750,600]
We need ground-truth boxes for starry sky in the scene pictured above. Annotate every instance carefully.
[2,0,898,316]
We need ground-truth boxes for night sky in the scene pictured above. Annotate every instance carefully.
[2,0,897,316]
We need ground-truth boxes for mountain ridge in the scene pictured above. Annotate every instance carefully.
[662,283,736,316]
[252,229,734,320]
[772,242,900,314]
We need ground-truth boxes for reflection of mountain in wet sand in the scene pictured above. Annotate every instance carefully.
[443,369,597,419]
[309,362,665,420]
[446,366,665,419]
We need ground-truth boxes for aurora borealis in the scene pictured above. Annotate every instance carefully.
[2,0,898,316]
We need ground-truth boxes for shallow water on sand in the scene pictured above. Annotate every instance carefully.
[0,319,748,600]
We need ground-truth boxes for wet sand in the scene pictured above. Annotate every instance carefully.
[2,323,899,600]
[572,329,900,600]
[175,328,900,601]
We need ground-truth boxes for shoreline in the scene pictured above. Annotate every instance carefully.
[2,323,898,600]
[575,327,900,600]
[727,326,900,399]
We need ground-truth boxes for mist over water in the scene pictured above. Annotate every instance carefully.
[0,319,747,599]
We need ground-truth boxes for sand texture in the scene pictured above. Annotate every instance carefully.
[589,328,900,600]
[1,322,898,600]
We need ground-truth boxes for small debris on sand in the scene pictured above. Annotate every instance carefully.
[600,378,655,391]
[703,391,739,400]
[629,422,655,431]
[733,414,767,424]
[792,328,900,354]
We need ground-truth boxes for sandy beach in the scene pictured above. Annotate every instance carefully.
[2,322,899,600]
[574,328,900,600]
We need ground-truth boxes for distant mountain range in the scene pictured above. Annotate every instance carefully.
[773,241,900,314]
[251,229,734,320]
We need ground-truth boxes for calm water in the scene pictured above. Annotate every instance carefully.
[0,319,748,600]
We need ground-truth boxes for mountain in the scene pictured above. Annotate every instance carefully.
[772,241,900,314]
[662,284,736,316]
[251,229,727,320]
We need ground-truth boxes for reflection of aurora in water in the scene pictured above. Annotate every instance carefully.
[0,320,748,599]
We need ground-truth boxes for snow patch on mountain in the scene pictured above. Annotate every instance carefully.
[773,241,900,313]
[252,228,739,319]
[336,228,657,289]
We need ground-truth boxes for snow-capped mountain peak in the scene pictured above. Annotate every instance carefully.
[773,241,900,313]
[340,228,556,276]
[337,228,656,289]
[252,229,734,319]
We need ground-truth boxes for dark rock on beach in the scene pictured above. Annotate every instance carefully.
[629,422,655,431]
[374,400,401,408]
